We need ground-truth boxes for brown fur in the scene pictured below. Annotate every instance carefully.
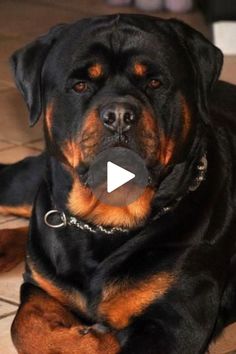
[137,110,175,165]
[62,110,103,168]
[98,272,175,329]
[79,110,103,163]
[68,178,154,228]
[62,140,82,168]
[137,110,159,160]
[0,227,28,272]
[88,64,103,79]
[133,63,147,77]
[30,266,88,315]
[159,135,175,165]
[45,102,54,141]
[181,95,191,141]
[12,288,120,354]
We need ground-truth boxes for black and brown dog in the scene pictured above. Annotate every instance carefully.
[0,14,236,354]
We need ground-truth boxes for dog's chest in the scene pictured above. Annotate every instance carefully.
[30,261,174,331]
[29,232,175,330]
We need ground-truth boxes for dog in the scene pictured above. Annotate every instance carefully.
[0,14,236,354]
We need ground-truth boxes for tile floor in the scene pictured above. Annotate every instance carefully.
[0,1,235,353]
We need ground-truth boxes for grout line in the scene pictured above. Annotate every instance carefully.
[26,138,44,143]
[0,87,14,94]
[0,298,19,306]
[0,217,17,225]
[0,311,17,320]
[0,145,27,152]
[0,145,17,152]
[24,145,43,152]
[0,218,18,227]
[0,139,44,147]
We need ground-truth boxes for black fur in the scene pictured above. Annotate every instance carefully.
[1,14,236,353]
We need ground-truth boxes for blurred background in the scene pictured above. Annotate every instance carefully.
[0,1,235,353]
[0,0,236,90]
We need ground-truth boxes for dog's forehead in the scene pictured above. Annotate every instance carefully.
[48,15,178,67]
[42,15,191,87]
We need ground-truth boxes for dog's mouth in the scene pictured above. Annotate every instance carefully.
[62,116,172,193]
[75,146,169,202]
[65,141,173,229]
[60,104,177,212]
[61,120,182,229]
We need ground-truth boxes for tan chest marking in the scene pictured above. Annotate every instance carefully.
[98,272,175,329]
[31,267,87,315]
[68,179,154,228]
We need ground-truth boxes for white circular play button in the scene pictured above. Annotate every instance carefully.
[107,161,135,193]
[87,147,149,206]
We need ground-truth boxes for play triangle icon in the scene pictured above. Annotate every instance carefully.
[107,161,135,193]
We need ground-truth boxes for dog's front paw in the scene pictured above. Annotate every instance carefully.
[72,324,120,354]
[0,227,27,272]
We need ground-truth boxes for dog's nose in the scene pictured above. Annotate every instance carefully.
[100,103,137,133]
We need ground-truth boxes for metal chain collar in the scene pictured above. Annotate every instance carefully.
[152,153,208,221]
[44,154,207,235]
[44,209,129,234]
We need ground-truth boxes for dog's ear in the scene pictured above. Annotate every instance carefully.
[10,24,67,126]
[168,19,223,123]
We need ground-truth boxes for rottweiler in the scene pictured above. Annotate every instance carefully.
[0,14,236,354]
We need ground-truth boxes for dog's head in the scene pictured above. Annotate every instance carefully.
[10,15,223,228]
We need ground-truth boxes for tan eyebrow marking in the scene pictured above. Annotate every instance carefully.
[133,63,147,76]
[88,63,103,79]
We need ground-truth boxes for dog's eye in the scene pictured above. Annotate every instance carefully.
[148,79,161,90]
[73,81,88,93]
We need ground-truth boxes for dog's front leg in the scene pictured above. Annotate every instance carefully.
[118,274,222,354]
[12,283,120,354]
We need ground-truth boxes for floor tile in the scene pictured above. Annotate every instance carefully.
[0,146,40,164]
[0,88,43,144]
[209,323,236,354]
[0,215,16,225]
[0,263,24,303]
[0,314,17,354]
[221,56,236,84]
[0,80,14,91]
[25,139,45,151]
[0,300,17,318]
[0,218,29,229]
[0,140,15,151]
[0,219,27,304]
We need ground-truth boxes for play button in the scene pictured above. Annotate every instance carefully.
[107,162,135,193]
[87,147,149,206]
